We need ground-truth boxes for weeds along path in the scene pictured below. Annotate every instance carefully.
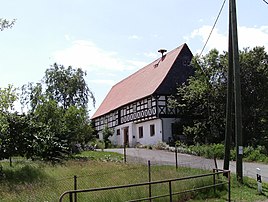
[105,148,268,182]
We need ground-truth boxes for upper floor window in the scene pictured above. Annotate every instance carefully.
[133,104,137,112]
[148,99,152,108]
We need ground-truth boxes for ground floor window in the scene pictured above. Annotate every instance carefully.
[138,126,143,138]
[116,129,120,136]
[150,124,155,136]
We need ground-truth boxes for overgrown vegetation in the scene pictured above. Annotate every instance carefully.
[0,151,267,201]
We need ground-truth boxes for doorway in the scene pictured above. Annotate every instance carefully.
[123,127,129,146]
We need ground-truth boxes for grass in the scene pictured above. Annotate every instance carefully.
[73,150,124,162]
[0,151,267,201]
[190,176,268,202]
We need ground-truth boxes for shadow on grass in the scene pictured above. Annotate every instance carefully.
[1,164,48,184]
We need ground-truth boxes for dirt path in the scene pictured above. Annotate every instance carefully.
[105,148,268,182]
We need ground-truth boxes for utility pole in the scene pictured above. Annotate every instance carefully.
[223,0,233,174]
[225,0,243,183]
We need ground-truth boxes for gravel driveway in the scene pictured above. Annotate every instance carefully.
[105,148,268,182]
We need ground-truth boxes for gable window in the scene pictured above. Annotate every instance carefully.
[116,129,120,136]
[138,126,143,138]
[150,124,155,136]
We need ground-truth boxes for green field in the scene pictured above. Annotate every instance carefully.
[0,151,267,201]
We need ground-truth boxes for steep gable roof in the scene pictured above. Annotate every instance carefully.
[91,43,192,119]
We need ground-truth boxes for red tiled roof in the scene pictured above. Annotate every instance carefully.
[91,43,189,119]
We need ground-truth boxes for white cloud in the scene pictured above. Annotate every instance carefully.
[52,40,143,72]
[64,34,71,41]
[186,25,227,54]
[185,25,268,55]
[143,52,158,59]
[238,26,268,49]
[128,35,142,40]
[89,79,115,86]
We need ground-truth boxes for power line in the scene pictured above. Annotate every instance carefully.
[199,0,227,57]
[263,0,268,5]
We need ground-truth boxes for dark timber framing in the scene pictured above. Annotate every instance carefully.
[91,43,194,146]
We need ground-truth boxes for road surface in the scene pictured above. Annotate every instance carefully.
[105,148,268,182]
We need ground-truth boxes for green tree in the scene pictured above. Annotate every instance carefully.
[44,63,95,109]
[63,106,94,152]
[20,64,96,159]
[1,113,36,162]
[239,47,268,148]
[102,125,113,148]
[0,85,18,160]
[170,49,227,144]
[20,82,43,112]
[170,47,268,148]
[0,85,18,134]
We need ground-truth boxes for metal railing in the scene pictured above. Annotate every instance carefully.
[59,169,230,202]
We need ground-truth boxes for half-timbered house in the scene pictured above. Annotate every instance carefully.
[91,43,194,147]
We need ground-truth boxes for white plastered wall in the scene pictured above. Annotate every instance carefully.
[162,118,178,143]
[110,122,137,147]
[105,118,179,147]
[135,119,163,145]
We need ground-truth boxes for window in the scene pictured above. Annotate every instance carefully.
[150,124,155,136]
[148,99,152,108]
[116,129,120,136]
[138,126,143,138]
[133,104,137,112]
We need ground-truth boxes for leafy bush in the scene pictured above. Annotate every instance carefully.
[93,140,105,151]
[187,144,222,158]
[102,125,113,148]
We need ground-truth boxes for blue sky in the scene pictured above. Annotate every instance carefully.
[1,0,268,117]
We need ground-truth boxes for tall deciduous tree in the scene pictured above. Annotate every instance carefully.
[0,85,18,160]
[170,47,268,149]
[0,85,18,134]
[44,63,95,109]
[19,64,96,160]
[240,47,268,147]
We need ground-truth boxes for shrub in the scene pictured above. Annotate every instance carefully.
[210,144,225,159]
[182,144,225,159]
[94,140,105,151]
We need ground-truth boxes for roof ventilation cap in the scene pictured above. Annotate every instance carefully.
[158,49,167,57]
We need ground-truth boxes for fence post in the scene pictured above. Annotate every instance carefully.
[69,192,73,202]
[228,171,231,202]
[74,175,77,202]
[175,146,178,170]
[256,168,262,193]
[148,160,152,201]
[169,181,173,202]
[124,144,127,163]
[213,169,216,194]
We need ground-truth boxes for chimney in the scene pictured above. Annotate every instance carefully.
[158,49,167,58]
